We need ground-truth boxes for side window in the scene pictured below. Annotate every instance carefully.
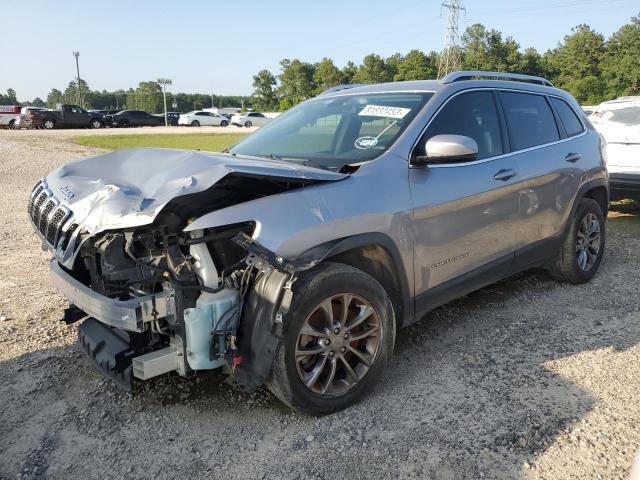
[500,92,559,150]
[549,97,584,137]
[421,91,504,161]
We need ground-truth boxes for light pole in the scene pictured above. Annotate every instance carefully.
[73,51,81,107]
[157,78,172,126]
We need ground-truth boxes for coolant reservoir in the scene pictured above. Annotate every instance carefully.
[183,288,238,370]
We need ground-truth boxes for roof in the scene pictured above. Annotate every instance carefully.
[319,71,561,99]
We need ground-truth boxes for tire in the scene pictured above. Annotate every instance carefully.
[547,197,605,284]
[267,262,395,415]
[43,119,55,130]
[244,121,252,128]
[8,119,15,130]
[220,120,228,127]
[90,118,102,129]
[118,119,129,128]
[191,120,200,127]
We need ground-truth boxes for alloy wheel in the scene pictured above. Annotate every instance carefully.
[295,293,382,397]
[576,212,601,271]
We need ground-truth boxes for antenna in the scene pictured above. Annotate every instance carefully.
[437,0,466,79]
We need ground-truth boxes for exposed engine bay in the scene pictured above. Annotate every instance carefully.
[70,222,256,388]
[28,148,347,391]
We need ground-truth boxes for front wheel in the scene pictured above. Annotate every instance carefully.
[191,120,200,127]
[220,120,228,127]
[244,121,252,128]
[547,197,605,283]
[8,119,16,130]
[267,262,395,415]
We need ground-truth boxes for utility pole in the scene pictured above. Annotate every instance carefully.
[72,51,81,107]
[437,1,465,79]
[157,78,172,126]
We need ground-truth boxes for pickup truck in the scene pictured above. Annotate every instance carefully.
[30,104,104,129]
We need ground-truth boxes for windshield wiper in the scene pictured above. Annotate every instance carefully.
[260,154,325,170]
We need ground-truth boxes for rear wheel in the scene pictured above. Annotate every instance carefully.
[118,119,129,128]
[267,262,395,415]
[43,119,55,130]
[548,197,605,283]
[191,120,200,127]
[90,118,102,129]
[8,119,15,130]
[220,120,228,127]
[244,121,253,128]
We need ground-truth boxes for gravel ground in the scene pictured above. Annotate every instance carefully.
[1,129,639,480]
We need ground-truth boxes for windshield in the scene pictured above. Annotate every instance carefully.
[593,107,640,126]
[229,92,433,169]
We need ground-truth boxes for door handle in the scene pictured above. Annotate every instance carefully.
[565,153,581,163]
[494,169,518,181]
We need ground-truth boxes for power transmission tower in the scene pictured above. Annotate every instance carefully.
[437,0,465,78]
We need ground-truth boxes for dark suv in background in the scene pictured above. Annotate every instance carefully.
[107,110,162,128]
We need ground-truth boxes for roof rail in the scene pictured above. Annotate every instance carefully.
[442,71,554,87]
[320,84,367,95]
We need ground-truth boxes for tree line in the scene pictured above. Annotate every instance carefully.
[2,80,254,113]
[252,16,640,110]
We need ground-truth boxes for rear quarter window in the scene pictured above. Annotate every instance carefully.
[550,97,584,136]
[500,91,560,150]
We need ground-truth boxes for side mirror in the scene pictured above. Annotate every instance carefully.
[412,134,478,167]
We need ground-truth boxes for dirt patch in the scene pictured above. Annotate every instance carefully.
[1,130,639,479]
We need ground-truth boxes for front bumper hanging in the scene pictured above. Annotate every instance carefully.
[49,259,175,332]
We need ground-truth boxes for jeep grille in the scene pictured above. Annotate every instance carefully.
[28,181,73,249]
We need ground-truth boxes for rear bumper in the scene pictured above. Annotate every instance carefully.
[49,259,175,332]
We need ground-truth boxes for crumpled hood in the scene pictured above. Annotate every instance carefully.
[45,147,346,234]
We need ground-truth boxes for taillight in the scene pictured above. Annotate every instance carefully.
[599,133,607,166]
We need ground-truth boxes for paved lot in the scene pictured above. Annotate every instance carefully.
[0,129,639,479]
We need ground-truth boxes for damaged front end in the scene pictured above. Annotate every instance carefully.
[30,148,344,391]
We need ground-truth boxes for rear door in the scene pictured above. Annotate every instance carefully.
[497,90,584,269]
[409,89,523,312]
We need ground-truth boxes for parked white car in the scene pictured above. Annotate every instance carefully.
[178,111,229,127]
[590,97,640,200]
[0,105,21,129]
[231,111,271,128]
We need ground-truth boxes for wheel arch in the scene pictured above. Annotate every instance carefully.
[566,179,609,232]
[322,233,413,329]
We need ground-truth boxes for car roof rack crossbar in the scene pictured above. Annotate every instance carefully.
[442,71,554,87]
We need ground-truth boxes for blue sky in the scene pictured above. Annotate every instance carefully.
[2,0,638,101]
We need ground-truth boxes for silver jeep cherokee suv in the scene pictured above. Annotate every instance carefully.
[28,71,608,415]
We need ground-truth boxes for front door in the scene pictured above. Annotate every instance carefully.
[408,90,523,314]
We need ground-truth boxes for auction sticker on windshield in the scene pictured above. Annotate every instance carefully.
[359,105,411,119]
